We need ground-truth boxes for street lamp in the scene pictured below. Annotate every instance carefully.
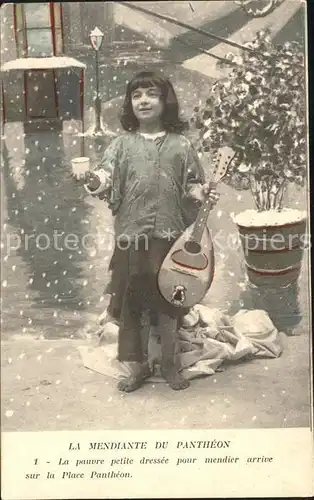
[89,27,104,134]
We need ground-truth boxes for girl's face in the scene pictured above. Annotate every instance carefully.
[131,86,164,124]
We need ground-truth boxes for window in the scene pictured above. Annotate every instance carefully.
[13,3,64,58]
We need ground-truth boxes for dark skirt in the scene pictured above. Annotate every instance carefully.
[105,237,189,324]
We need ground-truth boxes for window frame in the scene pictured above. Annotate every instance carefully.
[13,3,64,58]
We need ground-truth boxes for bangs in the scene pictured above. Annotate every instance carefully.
[128,72,166,95]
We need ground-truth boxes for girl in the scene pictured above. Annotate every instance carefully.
[81,71,219,392]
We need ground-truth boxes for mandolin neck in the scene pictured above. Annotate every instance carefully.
[190,181,217,243]
[188,146,235,245]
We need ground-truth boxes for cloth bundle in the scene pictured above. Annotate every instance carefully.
[78,305,283,381]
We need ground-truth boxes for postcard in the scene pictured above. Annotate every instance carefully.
[1,1,312,498]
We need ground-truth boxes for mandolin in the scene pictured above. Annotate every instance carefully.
[158,146,235,308]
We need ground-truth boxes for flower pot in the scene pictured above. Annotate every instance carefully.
[233,209,308,288]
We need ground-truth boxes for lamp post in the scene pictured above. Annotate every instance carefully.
[89,27,104,134]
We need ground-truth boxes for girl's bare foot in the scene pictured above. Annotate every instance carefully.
[161,367,190,391]
[117,362,151,392]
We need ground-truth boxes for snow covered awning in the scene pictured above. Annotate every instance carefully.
[0,57,86,72]
[2,56,86,126]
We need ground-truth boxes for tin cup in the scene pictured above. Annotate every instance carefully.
[71,157,90,179]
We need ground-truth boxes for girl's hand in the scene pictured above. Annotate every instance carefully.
[84,171,101,191]
[71,170,101,189]
[72,171,102,190]
[188,183,220,206]
[202,184,220,206]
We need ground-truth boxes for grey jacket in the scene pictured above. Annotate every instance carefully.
[88,132,206,242]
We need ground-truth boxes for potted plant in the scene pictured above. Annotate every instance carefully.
[191,30,308,288]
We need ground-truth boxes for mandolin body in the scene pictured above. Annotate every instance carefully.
[158,145,235,309]
[158,224,215,308]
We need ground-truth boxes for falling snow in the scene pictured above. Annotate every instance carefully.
[0,6,309,437]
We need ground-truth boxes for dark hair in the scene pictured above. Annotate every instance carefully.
[119,71,188,133]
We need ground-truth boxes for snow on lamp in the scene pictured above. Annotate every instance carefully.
[89,27,104,51]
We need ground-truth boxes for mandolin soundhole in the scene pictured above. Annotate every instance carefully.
[184,240,201,254]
